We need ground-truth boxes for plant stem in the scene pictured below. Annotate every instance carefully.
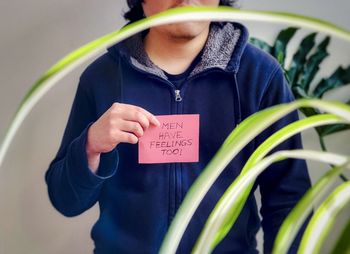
[319,135,348,182]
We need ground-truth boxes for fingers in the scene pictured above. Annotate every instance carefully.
[119,120,144,138]
[113,103,161,130]
[129,104,160,128]
[108,103,161,145]
[116,131,139,145]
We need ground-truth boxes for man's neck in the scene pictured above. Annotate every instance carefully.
[144,27,210,75]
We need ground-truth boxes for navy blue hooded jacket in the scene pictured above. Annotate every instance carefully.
[45,21,312,254]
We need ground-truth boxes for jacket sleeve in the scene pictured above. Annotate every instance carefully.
[255,66,312,253]
[45,73,119,217]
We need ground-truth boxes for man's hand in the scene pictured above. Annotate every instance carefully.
[85,102,160,173]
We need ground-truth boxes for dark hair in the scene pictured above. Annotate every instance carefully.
[124,0,240,23]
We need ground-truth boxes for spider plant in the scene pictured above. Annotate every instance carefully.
[0,6,349,254]
[160,99,350,254]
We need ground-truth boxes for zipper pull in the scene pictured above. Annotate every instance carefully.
[174,89,182,102]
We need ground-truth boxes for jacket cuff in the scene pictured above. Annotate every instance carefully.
[66,122,118,188]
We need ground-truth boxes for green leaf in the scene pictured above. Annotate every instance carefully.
[193,151,349,254]
[297,36,330,93]
[317,123,350,137]
[191,114,348,253]
[287,32,317,86]
[249,37,273,53]
[273,27,299,66]
[299,106,320,118]
[330,219,350,254]
[313,66,350,98]
[273,162,350,254]
[160,99,350,254]
[298,181,350,254]
[292,85,314,99]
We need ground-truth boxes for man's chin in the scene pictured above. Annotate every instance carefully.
[166,22,209,41]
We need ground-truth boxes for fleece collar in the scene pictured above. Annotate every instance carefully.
[109,21,249,79]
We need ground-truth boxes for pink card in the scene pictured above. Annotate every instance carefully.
[138,114,200,164]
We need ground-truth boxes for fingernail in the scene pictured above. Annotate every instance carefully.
[154,118,160,126]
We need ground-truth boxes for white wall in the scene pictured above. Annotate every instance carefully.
[0,1,349,253]
[242,0,349,30]
[0,1,128,253]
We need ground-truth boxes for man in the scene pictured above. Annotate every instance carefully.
[45,0,312,253]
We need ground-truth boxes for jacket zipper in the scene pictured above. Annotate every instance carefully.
[173,89,181,227]
[171,87,181,226]
[124,62,184,226]
[124,60,240,228]
[174,90,182,102]
[139,76,183,225]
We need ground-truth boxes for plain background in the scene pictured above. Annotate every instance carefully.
[0,0,349,253]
